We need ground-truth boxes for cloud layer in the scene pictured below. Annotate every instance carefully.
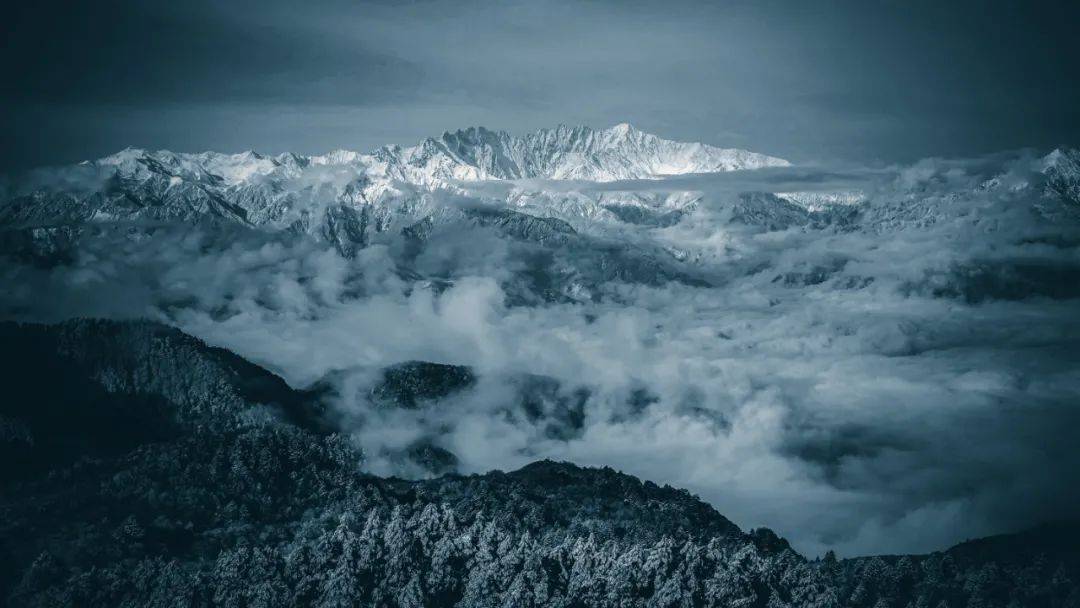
[2,151,1079,558]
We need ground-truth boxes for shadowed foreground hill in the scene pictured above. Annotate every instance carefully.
[0,320,1076,607]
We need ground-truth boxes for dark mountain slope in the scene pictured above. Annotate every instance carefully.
[0,319,329,481]
[0,319,1076,607]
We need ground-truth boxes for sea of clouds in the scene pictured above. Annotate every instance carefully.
[2,150,1078,557]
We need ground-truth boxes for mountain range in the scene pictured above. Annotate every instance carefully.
[0,123,786,227]
[0,123,801,264]
[2,124,1077,275]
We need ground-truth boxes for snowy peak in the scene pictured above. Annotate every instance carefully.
[0,124,795,243]
[1041,147,1080,206]
[95,147,297,186]
[527,122,791,179]
[73,124,789,190]
[371,123,790,184]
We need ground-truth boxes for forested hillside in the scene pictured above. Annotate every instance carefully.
[1,320,1076,607]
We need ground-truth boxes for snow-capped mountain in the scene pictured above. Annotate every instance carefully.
[0,124,791,256]
[1044,146,1080,206]
[83,122,789,192]
[359,123,790,185]
[3,127,1079,266]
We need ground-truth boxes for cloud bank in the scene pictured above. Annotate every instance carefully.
[1,151,1078,558]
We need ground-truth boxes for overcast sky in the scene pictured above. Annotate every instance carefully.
[3,0,1078,170]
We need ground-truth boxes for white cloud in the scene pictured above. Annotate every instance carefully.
[2,151,1078,557]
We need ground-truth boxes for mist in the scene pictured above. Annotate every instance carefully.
[3,148,1078,557]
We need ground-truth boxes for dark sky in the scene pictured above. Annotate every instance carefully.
[3,0,1078,170]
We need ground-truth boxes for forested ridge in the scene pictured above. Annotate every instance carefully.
[1,320,1077,607]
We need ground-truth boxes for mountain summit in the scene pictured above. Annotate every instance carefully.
[79,123,789,189]
[361,123,790,184]
[0,124,791,255]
